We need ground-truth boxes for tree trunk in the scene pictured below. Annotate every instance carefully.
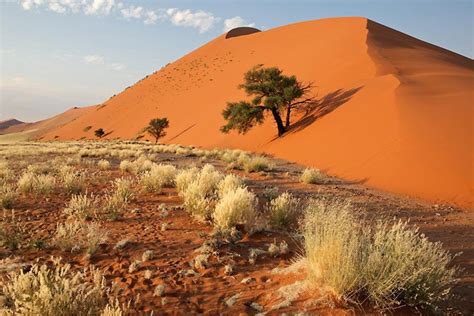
[270,108,286,136]
[285,104,292,128]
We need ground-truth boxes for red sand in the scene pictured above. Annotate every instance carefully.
[40,17,474,209]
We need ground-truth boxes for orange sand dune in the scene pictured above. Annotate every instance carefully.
[41,17,474,209]
[3,106,93,138]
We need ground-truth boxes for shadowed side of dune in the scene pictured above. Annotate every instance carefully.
[225,27,261,39]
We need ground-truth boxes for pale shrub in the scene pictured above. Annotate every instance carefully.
[26,163,54,175]
[303,199,457,309]
[217,174,244,198]
[112,178,133,203]
[140,164,177,193]
[0,182,17,209]
[0,210,25,250]
[142,250,155,262]
[300,168,323,184]
[57,164,74,179]
[181,182,213,220]
[17,172,36,194]
[119,160,135,173]
[213,187,257,231]
[195,164,223,194]
[135,158,153,173]
[53,221,108,255]
[220,149,246,163]
[1,259,120,315]
[84,222,109,255]
[242,155,271,173]
[303,199,362,299]
[98,159,111,170]
[17,172,55,195]
[364,220,457,308]
[140,171,163,193]
[62,171,86,194]
[175,167,199,194]
[103,194,126,220]
[52,220,84,251]
[175,147,191,156]
[152,164,177,187]
[34,174,56,195]
[180,165,223,220]
[0,161,13,181]
[268,192,301,228]
[64,193,97,220]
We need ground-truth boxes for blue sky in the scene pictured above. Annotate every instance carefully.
[1,0,472,122]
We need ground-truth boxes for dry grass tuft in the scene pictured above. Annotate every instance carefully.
[213,186,257,231]
[0,183,17,209]
[64,193,97,220]
[98,159,111,170]
[303,198,457,309]
[140,164,177,193]
[217,174,244,198]
[53,220,108,255]
[17,172,55,195]
[1,258,120,314]
[268,192,301,229]
[300,168,323,184]
[179,165,223,220]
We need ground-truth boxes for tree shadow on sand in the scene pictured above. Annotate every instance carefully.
[284,86,363,135]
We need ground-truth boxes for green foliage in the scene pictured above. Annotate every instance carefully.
[146,117,169,144]
[221,65,313,136]
[221,101,264,134]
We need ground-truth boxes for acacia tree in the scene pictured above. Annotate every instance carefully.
[221,65,314,137]
[94,128,105,138]
[146,118,169,144]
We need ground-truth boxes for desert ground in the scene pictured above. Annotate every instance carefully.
[1,141,472,315]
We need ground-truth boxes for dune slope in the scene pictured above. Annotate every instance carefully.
[41,17,474,209]
[2,106,93,139]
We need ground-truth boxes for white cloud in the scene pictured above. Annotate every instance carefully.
[18,2,254,33]
[83,54,104,65]
[84,0,115,16]
[120,5,143,19]
[108,63,125,71]
[164,8,219,33]
[81,54,125,71]
[223,16,255,32]
[144,10,157,25]
[47,1,66,13]
[20,0,43,10]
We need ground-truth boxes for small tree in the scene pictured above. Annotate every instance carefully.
[94,128,105,138]
[146,118,169,144]
[221,65,314,137]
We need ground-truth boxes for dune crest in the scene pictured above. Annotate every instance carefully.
[38,17,473,209]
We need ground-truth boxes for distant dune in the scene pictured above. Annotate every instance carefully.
[32,17,473,209]
[2,106,93,139]
[0,118,24,132]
